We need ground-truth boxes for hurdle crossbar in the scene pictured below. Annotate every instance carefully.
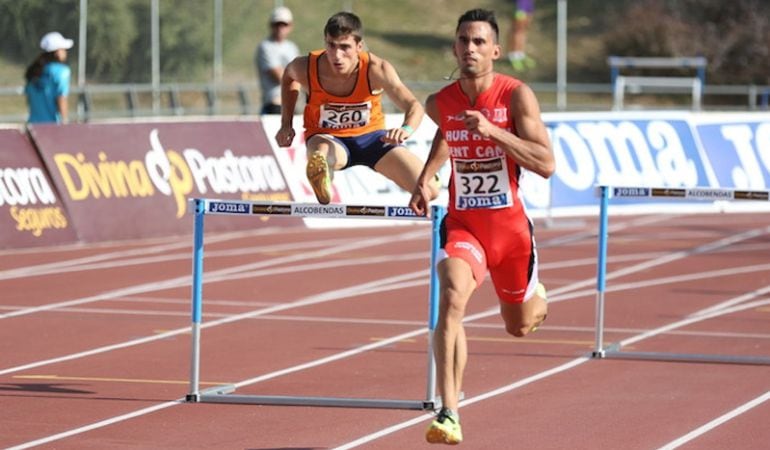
[186,198,444,410]
[592,185,770,365]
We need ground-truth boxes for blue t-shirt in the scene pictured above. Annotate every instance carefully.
[25,62,71,123]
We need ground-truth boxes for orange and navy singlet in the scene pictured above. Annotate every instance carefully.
[435,73,539,303]
[303,50,385,138]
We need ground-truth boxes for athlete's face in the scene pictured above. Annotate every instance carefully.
[453,21,500,76]
[324,34,363,75]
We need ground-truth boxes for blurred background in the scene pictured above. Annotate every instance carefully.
[1,0,769,122]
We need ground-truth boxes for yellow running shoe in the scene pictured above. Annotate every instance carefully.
[306,152,332,204]
[426,408,463,445]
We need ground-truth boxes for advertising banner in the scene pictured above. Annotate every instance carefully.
[29,120,298,242]
[0,126,77,249]
[261,111,770,220]
[542,111,770,214]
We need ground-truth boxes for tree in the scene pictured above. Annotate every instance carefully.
[603,0,770,84]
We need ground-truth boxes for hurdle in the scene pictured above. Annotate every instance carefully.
[591,185,770,365]
[185,198,445,410]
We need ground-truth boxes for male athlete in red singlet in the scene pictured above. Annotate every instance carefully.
[409,9,554,445]
[276,12,439,204]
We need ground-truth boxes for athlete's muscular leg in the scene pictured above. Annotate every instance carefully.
[306,134,349,171]
[435,258,476,411]
[374,146,439,200]
[499,293,547,337]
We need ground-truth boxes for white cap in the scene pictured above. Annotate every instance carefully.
[40,32,74,52]
[269,6,293,24]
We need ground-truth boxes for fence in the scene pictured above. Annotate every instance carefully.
[2,80,769,123]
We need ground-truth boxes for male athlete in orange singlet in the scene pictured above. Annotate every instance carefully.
[275,11,439,204]
[409,8,554,445]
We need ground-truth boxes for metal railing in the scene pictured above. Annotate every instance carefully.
[1,80,768,123]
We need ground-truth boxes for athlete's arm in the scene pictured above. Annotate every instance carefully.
[461,84,554,178]
[57,95,68,124]
[370,54,423,144]
[275,56,307,147]
[409,94,448,216]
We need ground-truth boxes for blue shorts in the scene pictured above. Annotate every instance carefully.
[329,130,396,170]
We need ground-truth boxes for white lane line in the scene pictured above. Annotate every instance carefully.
[330,301,770,449]
[0,229,424,320]
[689,284,770,318]
[618,298,770,348]
[0,269,428,376]
[332,357,590,450]
[0,235,377,281]
[5,401,180,450]
[5,215,768,447]
[656,391,770,450]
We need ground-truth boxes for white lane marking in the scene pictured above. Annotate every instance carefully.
[0,234,378,281]
[6,215,769,447]
[0,229,254,280]
[332,357,590,450]
[0,229,425,320]
[0,269,428,376]
[656,391,770,450]
[689,284,770,318]
[5,401,180,450]
[618,298,770,348]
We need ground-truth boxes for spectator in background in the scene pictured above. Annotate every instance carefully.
[507,0,536,72]
[24,31,73,124]
[256,6,300,115]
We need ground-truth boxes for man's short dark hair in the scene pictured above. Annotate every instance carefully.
[324,12,363,42]
[456,8,499,41]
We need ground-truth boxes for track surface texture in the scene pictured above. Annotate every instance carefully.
[2,212,769,449]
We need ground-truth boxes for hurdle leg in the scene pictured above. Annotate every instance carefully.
[187,199,206,402]
[425,206,446,409]
[593,186,610,358]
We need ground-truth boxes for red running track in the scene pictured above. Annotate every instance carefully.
[1,212,769,449]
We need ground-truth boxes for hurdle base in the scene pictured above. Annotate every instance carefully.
[186,384,237,403]
[599,350,770,366]
[197,391,434,410]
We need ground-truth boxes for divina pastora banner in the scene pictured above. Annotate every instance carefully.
[2,110,769,248]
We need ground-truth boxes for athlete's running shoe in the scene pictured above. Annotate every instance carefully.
[426,407,463,444]
[306,152,332,204]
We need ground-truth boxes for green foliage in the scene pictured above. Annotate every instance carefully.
[0,0,768,87]
[603,0,770,84]
[86,0,137,82]
[0,0,79,68]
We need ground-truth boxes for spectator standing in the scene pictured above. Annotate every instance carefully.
[507,0,536,72]
[256,6,300,114]
[24,31,73,124]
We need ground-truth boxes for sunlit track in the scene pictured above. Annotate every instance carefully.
[2,212,769,449]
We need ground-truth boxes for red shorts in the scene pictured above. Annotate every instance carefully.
[440,212,538,304]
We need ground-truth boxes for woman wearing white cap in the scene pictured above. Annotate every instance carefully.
[24,31,74,124]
